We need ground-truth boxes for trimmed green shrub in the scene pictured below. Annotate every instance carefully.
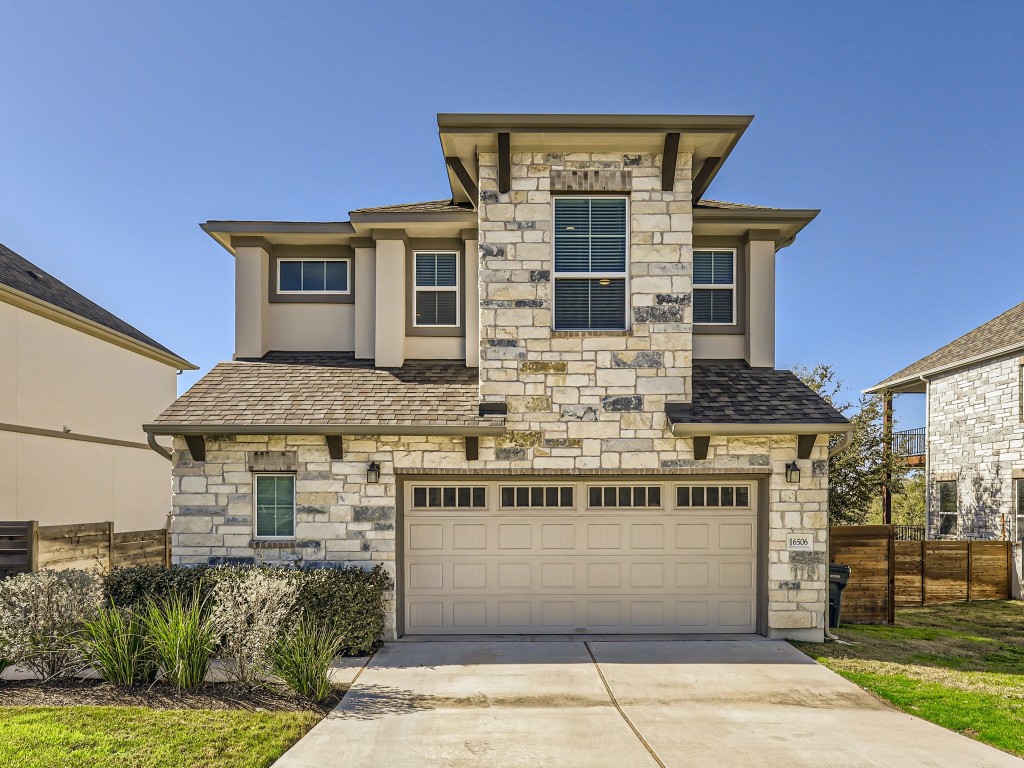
[268,618,339,701]
[295,565,391,656]
[143,591,215,690]
[211,568,296,684]
[104,565,211,610]
[79,603,157,687]
[0,569,102,679]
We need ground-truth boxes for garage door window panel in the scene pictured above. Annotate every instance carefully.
[500,486,574,508]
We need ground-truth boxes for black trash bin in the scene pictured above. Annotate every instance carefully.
[828,564,852,629]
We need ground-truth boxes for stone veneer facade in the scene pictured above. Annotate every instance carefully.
[169,147,833,641]
[927,352,1024,540]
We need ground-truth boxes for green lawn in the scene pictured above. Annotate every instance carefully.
[0,706,320,768]
[793,600,1024,757]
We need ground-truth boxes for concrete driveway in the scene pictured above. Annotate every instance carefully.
[273,639,1023,768]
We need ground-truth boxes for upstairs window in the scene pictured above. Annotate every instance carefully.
[937,480,957,535]
[414,252,459,326]
[693,250,735,324]
[553,197,628,331]
[278,259,349,294]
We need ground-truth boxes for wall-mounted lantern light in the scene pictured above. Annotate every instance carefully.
[366,461,381,484]
[785,461,800,484]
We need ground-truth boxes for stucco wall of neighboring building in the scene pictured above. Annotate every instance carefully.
[0,300,177,529]
[927,352,1024,540]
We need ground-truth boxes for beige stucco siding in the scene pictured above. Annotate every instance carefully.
[0,300,177,529]
[264,303,355,352]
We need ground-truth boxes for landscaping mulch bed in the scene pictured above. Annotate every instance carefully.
[0,678,344,713]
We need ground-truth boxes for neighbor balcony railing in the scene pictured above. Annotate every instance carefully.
[891,427,925,458]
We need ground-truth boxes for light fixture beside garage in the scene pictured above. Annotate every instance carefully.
[785,461,800,484]
[366,461,381,484]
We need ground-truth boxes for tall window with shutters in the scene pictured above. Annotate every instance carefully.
[553,197,628,331]
[693,250,736,325]
[414,252,459,327]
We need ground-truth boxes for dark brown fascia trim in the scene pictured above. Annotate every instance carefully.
[350,210,476,224]
[669,422,853,436]
[0,421,152,451]
[145,423,506,437]
[691,156,723,202]
[437,113,754,134]
[497,133,511,193]
[661,133,680,192]
[445,156,479,203]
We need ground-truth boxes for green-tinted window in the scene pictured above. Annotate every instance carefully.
[255,474,295,538]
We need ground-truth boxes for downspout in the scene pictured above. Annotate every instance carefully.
[146,431,172,461]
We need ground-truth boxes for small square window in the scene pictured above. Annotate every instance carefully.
[254,475,295,539]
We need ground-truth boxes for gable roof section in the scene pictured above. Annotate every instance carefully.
[146,352,502,435]
[0,242,194,368]
[867,300,1024,393]
[350,200,473,215]
[667,361,850,435]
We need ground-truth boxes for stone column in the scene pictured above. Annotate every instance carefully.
[232,239,270,359]
[353,240,376,360]
[462,229,479,368]
[745,231,777,369]
[373,231,406,368]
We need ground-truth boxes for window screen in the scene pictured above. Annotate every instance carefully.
[254,475,295,538]
[414,252,459,326]
[693,250,735,324]
[553,198,627,330]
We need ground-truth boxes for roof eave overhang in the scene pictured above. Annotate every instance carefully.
[348,210,477,225]
[0,284,196,370]
[864,341,1024,395]
[145,423,506,437]
[437,113,753,205]
[201,221,357,254]
[670,422,853,437]
[693,208,820,247]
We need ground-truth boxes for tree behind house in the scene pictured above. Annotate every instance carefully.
[795,364,908,526]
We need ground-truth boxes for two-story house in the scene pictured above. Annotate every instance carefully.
[868,301,1024,545]
[147,113,849,642]
[1,241,194,529]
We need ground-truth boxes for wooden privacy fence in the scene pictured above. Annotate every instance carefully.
[0,521,170,578]
[830,525,1014,624]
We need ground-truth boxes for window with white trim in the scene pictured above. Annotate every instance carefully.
[278,259,350,294]
[693,250,735,324]
[414,252,459,326]
[254,474,295,539]
[553,197,628,331]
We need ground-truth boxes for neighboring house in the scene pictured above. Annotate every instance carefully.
[147,113,850,641]
[868,301,1024,543]
[0,242,195,529]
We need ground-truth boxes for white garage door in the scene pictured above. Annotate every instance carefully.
[403,480,758,635]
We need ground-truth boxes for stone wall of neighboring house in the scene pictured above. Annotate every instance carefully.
[927,352,1024,539]
[169,432,831,640]
[475,150,693,471]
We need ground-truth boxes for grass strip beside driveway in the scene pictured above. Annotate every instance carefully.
[793,600,1024,758]
[0,706,320,768]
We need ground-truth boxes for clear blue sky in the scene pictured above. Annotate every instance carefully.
[3,2,1021,428]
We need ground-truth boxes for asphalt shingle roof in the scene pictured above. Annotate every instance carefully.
[350,199,474,214]
[694,200,778,211]
[669,361,849,426]
[151,352,492,430]
[0,241,183,360]
[870,301,1024,391]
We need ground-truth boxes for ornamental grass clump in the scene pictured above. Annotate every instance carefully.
[143,590,216,690]
[268,618,340,702]
[0,568,102,679]
[211,567,297,685]
[79,602,157,687]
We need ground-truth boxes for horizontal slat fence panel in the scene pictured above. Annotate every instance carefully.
[830,525,893,624]
[835,526,1012,619]
[0,522,169,577]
